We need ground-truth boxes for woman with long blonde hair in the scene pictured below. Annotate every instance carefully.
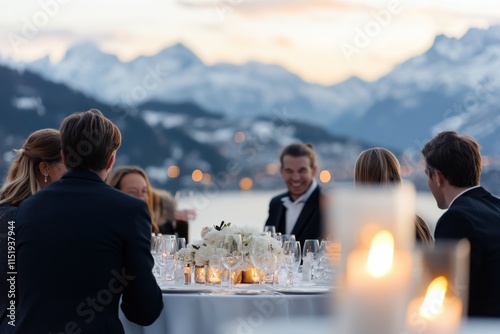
[354,147,433,245]
[1,128,65,332]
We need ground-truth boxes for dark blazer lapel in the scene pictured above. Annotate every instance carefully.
[291,186,320,236]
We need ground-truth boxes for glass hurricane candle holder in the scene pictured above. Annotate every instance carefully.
[405,240,470,334]
[330,183,416,334]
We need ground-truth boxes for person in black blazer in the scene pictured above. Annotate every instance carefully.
[265,143,325,247]
[422,131,500,318]
[15,110,163,333]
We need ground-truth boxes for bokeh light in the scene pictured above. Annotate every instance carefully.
[239,177,253,190]
[319,170,332,183]
[192,169,203,182]
[167,165,180,178]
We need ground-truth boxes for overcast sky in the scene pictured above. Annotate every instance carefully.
[1,0,500,84]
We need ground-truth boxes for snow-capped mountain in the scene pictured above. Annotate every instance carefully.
[21,42,368,125]
[0,64,367,192]
[332,25,500,155]
[7,25,500,156]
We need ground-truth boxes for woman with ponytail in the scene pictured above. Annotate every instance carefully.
[0,128,65,332]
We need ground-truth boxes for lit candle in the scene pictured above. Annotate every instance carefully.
[337,230,412,333]
[406,276,462,334]
[194,266,205,284]
[205,266,221,284]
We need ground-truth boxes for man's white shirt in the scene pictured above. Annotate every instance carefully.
[281,180,318,235]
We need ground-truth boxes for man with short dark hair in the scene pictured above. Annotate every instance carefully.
[422,131,500,317]
[15,109,163,332]
[264,142,325,247]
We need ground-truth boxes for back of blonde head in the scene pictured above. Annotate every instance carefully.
[0,129,61,206]
[354,148,401,184]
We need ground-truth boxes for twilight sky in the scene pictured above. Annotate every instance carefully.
[1,0,500,85]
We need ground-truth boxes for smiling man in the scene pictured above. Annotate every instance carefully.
[264,142,325,247]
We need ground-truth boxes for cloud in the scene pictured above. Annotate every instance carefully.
[177,0,376,15]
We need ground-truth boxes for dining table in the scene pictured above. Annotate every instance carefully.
[120,282,333,334]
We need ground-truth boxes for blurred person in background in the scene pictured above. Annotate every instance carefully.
[265,142,325,247]
[107,166,159,233]
[354,147,433,245]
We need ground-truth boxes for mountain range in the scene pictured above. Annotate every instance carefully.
[0,65,363,192]
[3,26,500,156]
[1,25,500,192]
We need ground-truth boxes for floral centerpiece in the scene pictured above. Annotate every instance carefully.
[176,221,283,271]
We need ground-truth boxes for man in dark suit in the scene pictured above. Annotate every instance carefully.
[265,143,324,247]
[15,109,163,333]
[422,131,500,318]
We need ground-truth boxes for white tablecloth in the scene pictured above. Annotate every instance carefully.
[120,290,331,334]
[226,317,500,334]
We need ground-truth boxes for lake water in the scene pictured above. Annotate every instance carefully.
[187,190,444,242]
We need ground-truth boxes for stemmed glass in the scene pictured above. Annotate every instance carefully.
[283,241,301,287]
[175,190,197,221]
[302,239,320,282]
[278,234,296,247]
[264,226,276,238]
[221,234,243,290]
[151,234,161,279]
[250,233,276,284]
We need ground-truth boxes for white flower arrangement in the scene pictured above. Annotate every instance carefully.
[176,221,283,270]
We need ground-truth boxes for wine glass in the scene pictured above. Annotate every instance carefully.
[302,239,320,282]
[283,241,301,287]
[221,234,243,290]
[175,190,197,221]
[250,233,274,284]
[151,234,161,279]
[278,234,296,247]
[264,226,276,238]
[177,237,186,250]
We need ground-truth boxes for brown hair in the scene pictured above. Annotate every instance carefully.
[107,166,158,232]
[0,129,61,205]
[355,147,433,245]
[280,142,316,169]
[60,109,121,171]
[421,131,481,187]
[354,148,401,184]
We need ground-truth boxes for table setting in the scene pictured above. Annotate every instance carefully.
[151,221,336,297]
[121,227,333,334]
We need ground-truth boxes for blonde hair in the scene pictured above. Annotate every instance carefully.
[151,188,177,228]
[107,166,158,232]
[354,148,401,184]
[354,147,433,245]
[0,129,62,206]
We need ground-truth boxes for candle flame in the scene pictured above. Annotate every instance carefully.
[419,276,448,319]
[365,230,394,278]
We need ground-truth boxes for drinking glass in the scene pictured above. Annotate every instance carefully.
[177,237,186,250]
[157,235,177,283]
[250,233,275,284]
[283,241,301,287]
[221,234,243,289]
[264,226,276,238]
[175,190,197,221]
[151,234,161,279]
[278,234,296,247]
[302,239,320,282]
